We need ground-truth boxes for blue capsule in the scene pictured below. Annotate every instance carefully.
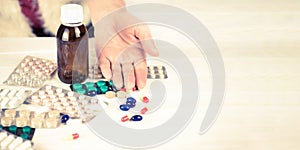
[119,104,130,111]
[61,115,70,124]
[87,90,97,97]
[126,101,136,108]
[130,115,143,121]
[126,97,136,103]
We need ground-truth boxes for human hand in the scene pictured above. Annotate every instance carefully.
[93,9,159,90]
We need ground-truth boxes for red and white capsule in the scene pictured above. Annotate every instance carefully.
[64,133,79,141]
[121,115,130,122]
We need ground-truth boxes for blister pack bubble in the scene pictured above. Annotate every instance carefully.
[0,129,34,149]
[3,56,57,88]
[0,109,62,129]
[0,87,32,109]
[147,65,168,79]
[25,85,106,123]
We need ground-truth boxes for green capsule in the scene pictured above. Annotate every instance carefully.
[96,81,106,87]
[20,133,29,140]
[85,82,95,88]
[22,126,31,134]
[100,85,108,94]
[76,89,86,95]
[9,125,17,134]
[87,87,98,92]
[107,80,114,86]
[72,83,82,90]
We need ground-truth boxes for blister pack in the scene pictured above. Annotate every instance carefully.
[25,85,107,123]
[0,109,64,129]
[88,65,168,79]
[0,129,34,150]
[3,56,57,88]
[0,88,32,109]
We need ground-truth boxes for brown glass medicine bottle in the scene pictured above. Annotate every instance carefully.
[57,4,88,84]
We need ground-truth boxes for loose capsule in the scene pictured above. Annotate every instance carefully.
[126,101,136,108]
[85,82,95,88]
[99,85,108,94]
[61,115,70,124]
[121,115,130,122]
[140,107,148,114]
[105,91,115,99]
[72,83,83,91]
[64,133,80,141]
[130,115,143,121]
[140,96,149,103]
[96,80,105,86]
[126,97,136,103]
[119,105,130,111]
[87,87,97,97]
[116,91,126,99]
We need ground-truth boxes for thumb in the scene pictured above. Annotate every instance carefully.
[135,25,159,56]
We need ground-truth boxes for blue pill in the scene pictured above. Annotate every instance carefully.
[61,115,70,124]
[119,104,130,111]
[126,101,136,108]
[126,97,136,103]
[87,90,97,97]
[130,115,143,121]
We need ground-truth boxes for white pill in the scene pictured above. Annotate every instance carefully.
[58,93,65,98]
[14,140,32,150]
[0,132,8,142]
[38,91,45,96]
[1,97,10,108]
[67,92,74,97]
[15,89,26,98]
[8,97,19,107]
[45,85,52,90]
[47,90,54,95]
[1,135,14,149]
[8,137,23,150]
[0,89,10,97]
[56,88,63,93]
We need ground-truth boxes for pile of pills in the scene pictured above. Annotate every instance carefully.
[0,129,34,150]
[119,96,151,122]
[0,88,31,109]
[71,80,117,97]
[147,65,168,79]
[119,97,136,111]
[3,56,57,88]
[121,114,143,122]
[88,65,168,80]
[0,109,65,129]
[25,85,102,123]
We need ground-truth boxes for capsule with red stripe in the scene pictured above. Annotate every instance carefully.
[64,133,79,141]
